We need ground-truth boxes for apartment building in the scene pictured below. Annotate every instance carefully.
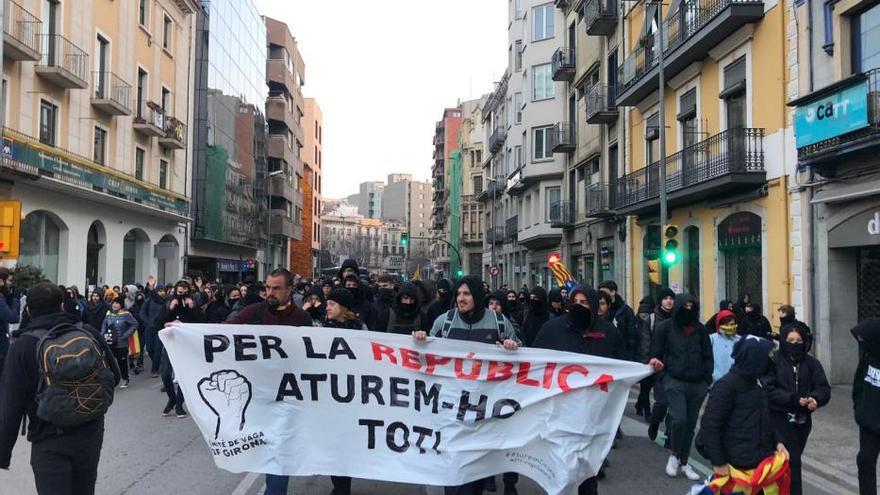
[613,0,792,322]
[320,204,407,275]
[458,97,488,276]
[788,0,880,382]
[381,173,433,261]
[478,72,510,286]
[1,0,197,286]
[264,16,306,273]
[289,97,322,277]
[430,107,462,277]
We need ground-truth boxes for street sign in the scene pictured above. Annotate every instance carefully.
[490,266,500,276]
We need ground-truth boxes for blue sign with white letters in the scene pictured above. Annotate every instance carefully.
[795,80,870,148]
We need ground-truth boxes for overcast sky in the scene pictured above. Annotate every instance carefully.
[254,0,508,199]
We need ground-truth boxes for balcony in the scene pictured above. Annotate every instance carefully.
[35,34,88,89]
[518,221,564,250]
[266,58,295,93]
[270,210,295,238]
[266,96,295,130]
[270,173,295,202]
[611,128,766,215]
[549,200,576,228]
[489,126,507,154]
[159,117,187,149]
[462,230,483,246]
[476,175,506,202]
[268,133,294,164]
[3,0,41,61]
[586,182,614,217]
[91,71,132,116]
[433,189,445,202]
[584,0,618,36]
[132,102,166,137]
[505,216,519,241]
[550,122,576,153]
[551,47,576,82]
[617,0,764,106]
[586,84,619,124]
[487,226,505,244]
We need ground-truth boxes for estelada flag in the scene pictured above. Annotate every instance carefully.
[128,330,141,357]
[686,451,791,495]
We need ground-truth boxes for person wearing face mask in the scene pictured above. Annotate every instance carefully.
[157,281,206,418]
[696,337,790,487]
[302,285,327,322]
[851,319,880,495]
[740,302,772,339]
[533,287,626,495]
[426,278,453,325]
[547,288,566,318]
[226,287,242,309]
[342,275,378,331]
[385,283,427,335]
[705,300,734,334]
[761,326,830,495]
[778,304,812,344]
[522,287,550,347]
[648,294,713,481]
[505,289,523,327]
[130,290,147,375]
[710,310,742,383]
[139,278,168,378]
[646,289,676,439]
[83,290,109,335]
[373,274,396,332]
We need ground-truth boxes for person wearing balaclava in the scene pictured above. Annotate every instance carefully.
[547,287,566,319]
[385,283,427,335]
[705,299,734,334]
[533,287,626,495]
[302,284,327,322]
[739,302,772,339]
[426,278,453,325]
[778,304,812,344]
[648,294,713,481]
[373,274,396,332]
[851,318,880,495]
[762,325,830,495]
[414,276,519,495]
[696,337,789,482]
[522,286,550,347]
[343,274,378,331]
[504,289,523,327]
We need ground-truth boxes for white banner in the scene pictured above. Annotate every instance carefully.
[160,324,652,494]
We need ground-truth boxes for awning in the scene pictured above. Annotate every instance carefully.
[810,181,880,204]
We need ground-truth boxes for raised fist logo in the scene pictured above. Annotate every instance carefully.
[197,370,253,440]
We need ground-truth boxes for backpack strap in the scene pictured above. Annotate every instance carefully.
[649,313,656,333]
[494,311,506,341]
[441,309,457,338]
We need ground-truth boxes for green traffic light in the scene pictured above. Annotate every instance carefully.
[456,269,464,277]
[662,250,678,265]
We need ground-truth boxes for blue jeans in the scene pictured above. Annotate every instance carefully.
[265,474,290,495]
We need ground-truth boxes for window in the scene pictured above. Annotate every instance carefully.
[514,92,523,123]
[684,226,700,297]
[95,36,109,99]
[545,187,561,222]
[721,58,747,129]
[532,3,555,41]
[646,113,660,164]
[532,64,554,101]
[852,3,880,72]
[515,40,523,71]
[533,126,553,160]
[39,100,57,146]
[93,127,107,165]
[136,69,147,117]
[138,0,148,27]
[161,87,171,113]
[515,0,524,18]
[135,147,145,181]
[515,145,523,169]
[159,159,168,189]
[163,14,173,51]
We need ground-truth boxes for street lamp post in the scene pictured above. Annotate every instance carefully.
[487,177,498,288]
[655,0,669,287]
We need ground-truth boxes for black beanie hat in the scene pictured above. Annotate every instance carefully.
[327,288,355,311]
[658,288,676,302]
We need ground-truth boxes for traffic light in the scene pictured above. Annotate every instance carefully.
[0,200,21,259]
[661,224,679,266]
[455,268,464,278]
[400,233,409,247]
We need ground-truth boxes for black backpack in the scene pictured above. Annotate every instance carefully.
[30,322,116,427]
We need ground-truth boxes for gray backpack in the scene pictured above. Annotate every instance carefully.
[30,322,116,427]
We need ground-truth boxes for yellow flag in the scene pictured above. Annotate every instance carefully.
[413,265,421,281]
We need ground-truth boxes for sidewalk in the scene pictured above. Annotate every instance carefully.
[801,385,861,494]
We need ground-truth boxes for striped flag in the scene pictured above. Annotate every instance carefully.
[547,253,576,289]
[686,452,791,495]
[128,330,141,357]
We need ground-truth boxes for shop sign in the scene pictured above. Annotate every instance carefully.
[217,260,241,272]
[795,79,869,149]
[718,212,762,250]
[828,209,880,248]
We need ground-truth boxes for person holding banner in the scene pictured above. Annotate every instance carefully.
[414,276,519,494]
[157,281,206,418]
[532,287,627,495]
[385,283,428,335]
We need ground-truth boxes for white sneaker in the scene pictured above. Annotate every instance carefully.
[681,464,702,481]
[120,380,129,389]
[665,455,681,478]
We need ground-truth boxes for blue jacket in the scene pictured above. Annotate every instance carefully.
[710,332,742,382]
[139,294,166,331]
[101,310,139,349]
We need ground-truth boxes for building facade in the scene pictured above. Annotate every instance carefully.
[264,16,306,274]
[459,97,487,276]
[188,0,268,283]
[320,204,406,275]
[348,181,384,219]
[2,0,197,287]
[381,174,433,263]
[289,97,322,277]
[431,107,462,277]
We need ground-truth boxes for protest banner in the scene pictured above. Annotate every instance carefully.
[160,324,652,494]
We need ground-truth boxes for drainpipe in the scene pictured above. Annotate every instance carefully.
[806,0,815,93]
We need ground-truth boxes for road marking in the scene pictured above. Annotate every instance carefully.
[231,472,261,495]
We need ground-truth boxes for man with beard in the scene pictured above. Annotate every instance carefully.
[522,287,550,346]
[852,319,880,495]
[343,275,378,330]
[648,294,713,481]
[385,283,427,334]
[374,274,396,332]
[598,280,639,362]
[533,287,627,495]
[426,278,453,325]
[226,269,314,495]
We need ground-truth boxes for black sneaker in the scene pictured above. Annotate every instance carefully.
[648,422,660,441]
[176,406,187,418]
[162,400,175,416]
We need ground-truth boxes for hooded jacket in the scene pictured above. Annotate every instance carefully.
[522,287,550,347]
[337,259,360,279]
[547,288,566,318]
[852,318,880,433]
[762,325,830,418]
[344,277,378,331]
[740,304,773,339]
[101,308,139,349]
[532,288,626,359]
[696,337,778,470]
[429,277,518,343]
[426,278,453,325]
[505,290,524,327]
[636,297,657,363]
[709,309,742,383]
[386,283,427,335]
[303,285,327,322]
[705,300,733,334]
[650,294,714,384]
[139,289,168,332]
[607,293,639,362]
[82,299,109,330]
[0,312,121,469]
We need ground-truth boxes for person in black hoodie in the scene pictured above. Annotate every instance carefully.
[0,283,121,492]
[647,290,675,439]
[385,283,427,334]
[852,318,880,495]
[740,302,772,339]
[522,286,550,346]
[547,287,566,318]
[598,280,639,362]
[635,296,656,421]
[533,287,626,495]
[203,285,231,324]
[649,294,713,481]
[343,275,378,330]
[705,300,734,334]
[696,336,788,479]
[762,325,831,495]
[373,274,396,332]
[778,305,812,344]
[426,278,453,325]
[302,284,327,322]
[505,289,524,328]
[156,281,205,418]
[82,290,109,332]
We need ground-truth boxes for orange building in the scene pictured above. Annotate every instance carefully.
[291,98,322,276]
